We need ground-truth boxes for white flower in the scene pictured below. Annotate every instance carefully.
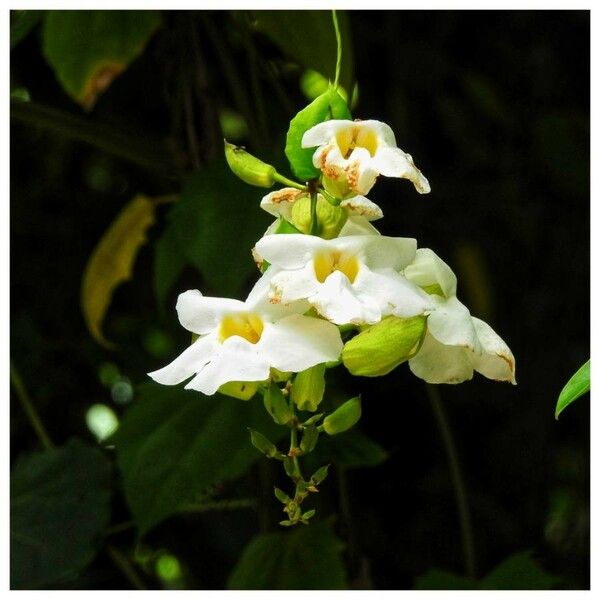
[147,272,343,395]
[254,234,433,326]
[302,119,430,196]
[404,249,516,385]
[260,187,382,237]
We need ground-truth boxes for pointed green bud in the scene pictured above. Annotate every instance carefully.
[291,363,326,412]
[263,381,293,425]
[219,381,260,400]
[342,315,427,377]
[303,413,324,427]
[249,429,280,459]
[224,140,276,188]
[274,487,291,504]
[290,195,347,239]
[300,426,319,454]
[322,397,361,435]
[310,464,330,485]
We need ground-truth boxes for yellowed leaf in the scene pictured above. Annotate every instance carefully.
[81,195,156,348]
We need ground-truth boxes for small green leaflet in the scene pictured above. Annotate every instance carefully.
[555,359,590,419]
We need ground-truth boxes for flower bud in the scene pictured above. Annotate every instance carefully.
[290,195,347,239]
[342,315,427,377]
[291,363,326,412]
[322,397,361,435]
[224,140,276,188]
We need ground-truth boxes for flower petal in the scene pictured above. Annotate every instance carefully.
[372,147,430,194]
[332,235,417,271]
[147,333,219,385]
[312,270,381,325]
[426,296,480,350]
[404,248,457,298]
[302,120,352,148]
[356,119,397,146]
[255,234,329,270]
[176,290,246,334]
[185,336,270,395]
[340,195,383,221]
[409,331,474,384]
[472,317,516,384]
[260,188,303,219]
[345,147,378,195]
[340,216,381,236]
[268,262,320,304]
[259,314,343,372]
[353,266,434,318]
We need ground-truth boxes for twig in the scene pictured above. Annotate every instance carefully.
[106,545,147,590]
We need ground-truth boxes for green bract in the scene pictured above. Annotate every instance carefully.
[291,363,327,412]
[323,397,361,435]
[342,315,427,377]
[290,195,348,239]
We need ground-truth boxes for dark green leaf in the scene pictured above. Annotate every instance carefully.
[284,90,351,181]
[10,10,44,50]
[555,359,590,419]
[10,439,111,589]
[157,160,270,298]
[228,518,347,589]
[480,551,561,590]
[320,430,388,469]
[42,10,161,109]
[414,569,477,590]
[112,382,283,534]
[252,10,354,94]
[153,228,187,313]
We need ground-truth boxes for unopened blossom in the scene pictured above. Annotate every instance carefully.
[302,119,430,196]
[148,273,343,395]
[404,248,516,384]
[255,234,433,326]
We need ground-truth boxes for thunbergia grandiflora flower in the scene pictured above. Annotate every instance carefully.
[148,273,343,395]
[404,249,516,384]
[149,44,515,526]
[302,119,431,197]
[255,234,433,325]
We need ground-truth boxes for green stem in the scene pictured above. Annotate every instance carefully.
[332,10,342,90]
[10,362,53,450]
[106,545,147,590]
[309,188,319,236]
[180,498,256,513]
[426,384,476,579]
[273,173,306,190]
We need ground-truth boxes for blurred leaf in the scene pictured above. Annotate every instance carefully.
[10,87,30,102]
[555,359,590,419]
[10,439,111,589]
[324,429,388,469]
[219,108,249,141]
[480,551,561,590]
[252,10,354,94]
[462,73,506,121]
[228,518,347,589]
[156,160,270,298]
[10,10,44,50]
[285,89,351,181]
[414,569,477,590]
[42,10,161,109]
[153,227,187,313]
[112,382,284,534]
[81,194,157,348]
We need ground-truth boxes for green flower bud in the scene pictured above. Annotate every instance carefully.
[322,397,361,435]
[291,363,326,412]
[290,195,347,239]
[342,315,427,377]
[224,140,276,188]
[263,381,293,425]
[322,174,352,200]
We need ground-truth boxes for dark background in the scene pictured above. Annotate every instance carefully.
[11,10,590,589]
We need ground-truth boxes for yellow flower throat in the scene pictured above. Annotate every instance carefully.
[219,312,264,344]
[313,250,359,284]
[336,127,378,159]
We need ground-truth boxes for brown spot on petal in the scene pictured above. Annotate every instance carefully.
[270,188,303,204]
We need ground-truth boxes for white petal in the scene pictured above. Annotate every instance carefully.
[255,234,329,270]
[148,333,219,385]
[176,290,246,334]
[302,120,353,148]
[472,317,516,384]
[339,216,381,236]
[340,195,383,221]
[260,188,303,219]
[332,235,417,271]
[355,119,397,146]
[404,248,457,298]
[185,336,270,395]
[427,296,480,351]
[268,262,320,304]
[353,266,434,318]
[311,270,381,325]
[372,147,430,194]
[345,147,379,195]
[409,331,475,384]
[259,314,343,372]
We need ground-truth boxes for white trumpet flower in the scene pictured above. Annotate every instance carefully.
[302,119,430,196]
[404,249,516,384]
[255,234,433,326]
[148,273,343,395]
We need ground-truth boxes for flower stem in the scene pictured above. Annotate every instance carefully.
[332,10,342,90]
[309,188,319,236]
[273,172,306,190]
[426,384,476,579]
